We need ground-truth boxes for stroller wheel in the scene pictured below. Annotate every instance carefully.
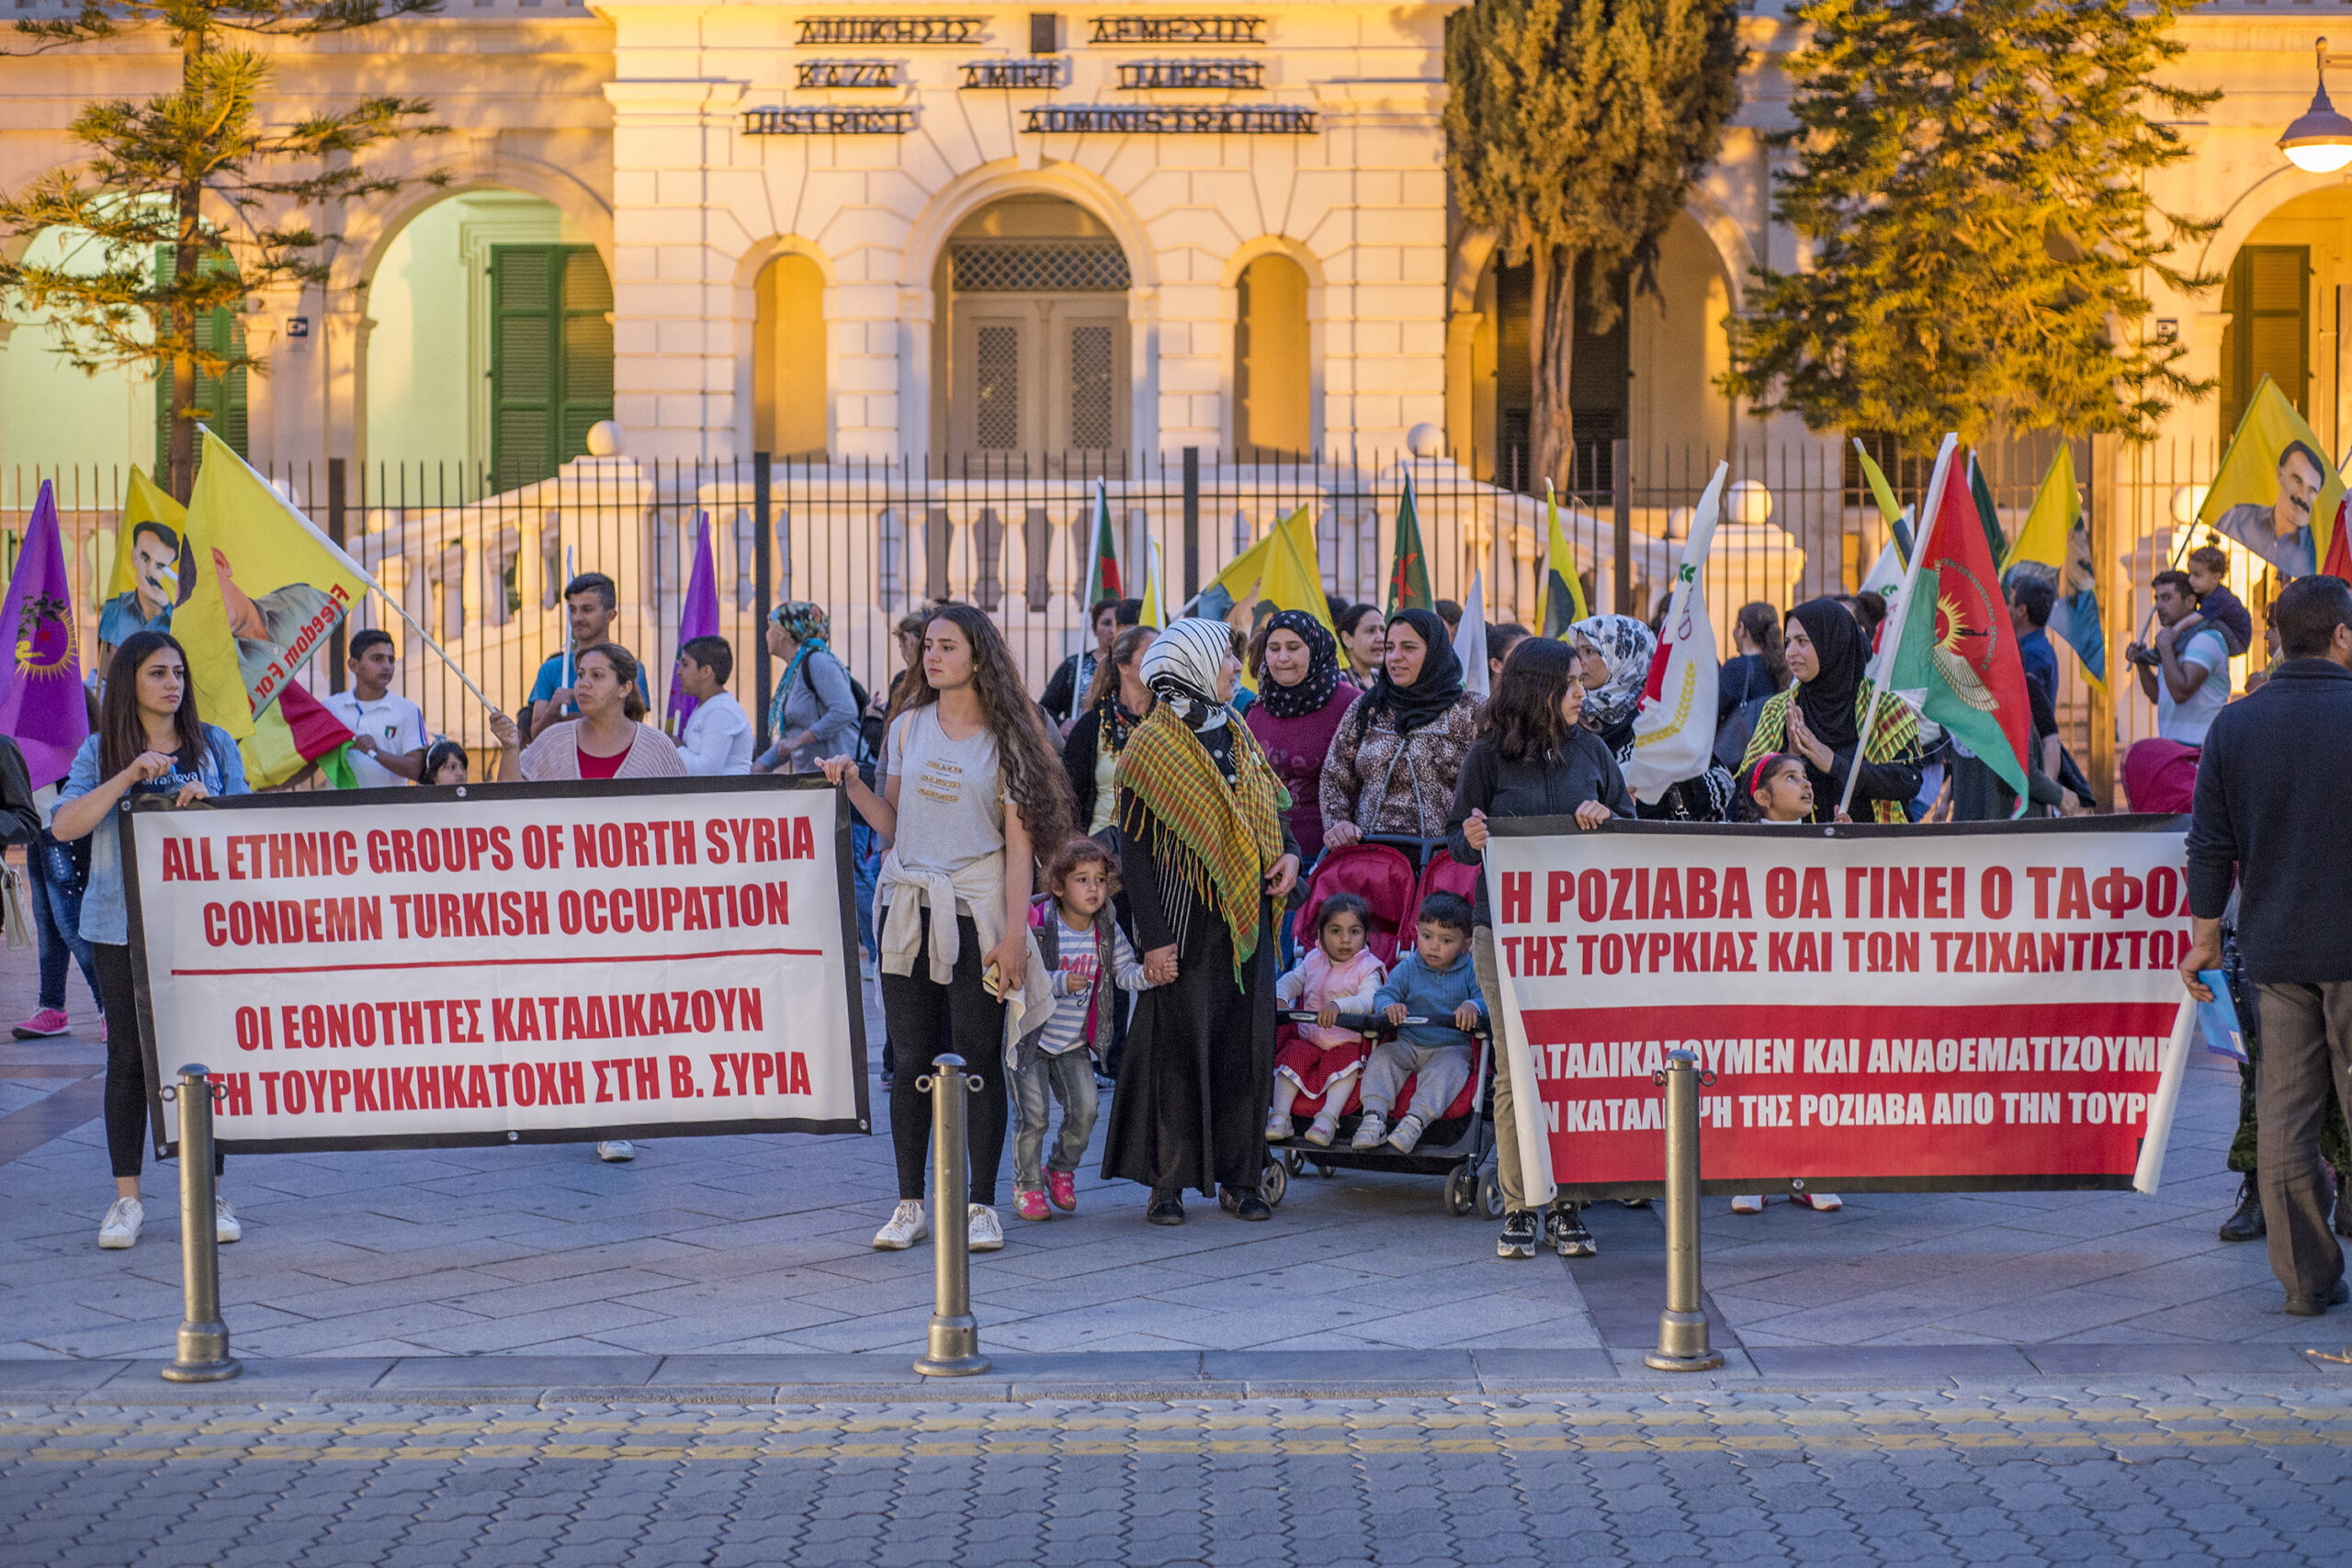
[1444,1163,1476,1217]
[1284,1148,1308,1177]
[1316,1162,1337,1179]
[1477,1171,1505,1219]
[1259,1156,1290,1208]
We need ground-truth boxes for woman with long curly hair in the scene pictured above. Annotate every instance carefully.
[823,605,1073,1256]
[1100,619,1301,1225]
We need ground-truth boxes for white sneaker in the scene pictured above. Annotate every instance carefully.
[1386,1114,1427,1155]
[1351,1112,1387,1150]
[1265,1109,1293,1140]
[1730,1195,1764,1215]
[967,1203,1004,1252]
[873,1200,929,1250]
[98,1196,142,1249]
[1792,1191,1843,1213]
[213,1197,242,1244]
[1302,1115,1337,1147]
[597,1141,635,1163]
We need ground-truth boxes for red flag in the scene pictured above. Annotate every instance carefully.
[1903,457,2037,806]
[2326,495,2352,581]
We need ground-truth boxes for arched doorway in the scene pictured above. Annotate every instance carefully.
[934,195,1131,465]
[364,190,610,487]
[1235,254,1310,459]
[752,253,828,459]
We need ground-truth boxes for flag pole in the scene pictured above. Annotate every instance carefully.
[199,426,504,718]
[1838,434,1957,819]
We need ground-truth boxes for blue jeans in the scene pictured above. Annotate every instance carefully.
[1010,1047,1100,1190]
[852,820,879,958]
[30,838,98,1015]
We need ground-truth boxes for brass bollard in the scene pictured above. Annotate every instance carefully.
[161,1066,242,1383]
[911,1053,990,1377]
[1645,1048,1724,1373]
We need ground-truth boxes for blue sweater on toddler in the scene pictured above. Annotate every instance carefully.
[1373,951,1487,1050]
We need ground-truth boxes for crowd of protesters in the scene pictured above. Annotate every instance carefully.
[28,535,2347,1326]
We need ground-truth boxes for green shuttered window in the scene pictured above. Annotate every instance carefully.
[491,244,615,490]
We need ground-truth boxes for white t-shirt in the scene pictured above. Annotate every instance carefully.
[324,690,426,788]
[881,706,1005,907]
[677,691,754,775]
[2157,626,2230,746]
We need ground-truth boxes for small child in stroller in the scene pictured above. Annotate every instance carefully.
[1269,894,1387,1147]
[1357,891,1486,1156]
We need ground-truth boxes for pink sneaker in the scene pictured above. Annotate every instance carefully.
[1014,1188,1051,1222]
[1046,1170,1077,1213]
[12,1009,68,1040]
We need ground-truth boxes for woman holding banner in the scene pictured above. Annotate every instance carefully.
[1449,637,1631,1261]
[52,630,250,1252]
[1737,599,1923,825]
[822,605,1072,1256]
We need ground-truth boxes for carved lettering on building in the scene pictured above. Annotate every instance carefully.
[1023,105,1312,135]
[744,107,918,135]
[1116,60,1264,91]
[796,61,899,88]
[796,16,984,46]
[1088,16,1265,45]
[962,58,1063,90]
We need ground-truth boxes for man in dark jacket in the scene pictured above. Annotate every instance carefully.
[2184,573,2352,1317]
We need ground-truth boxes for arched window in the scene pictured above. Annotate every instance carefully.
[754,254,827,459]
[1234,254,1309,459]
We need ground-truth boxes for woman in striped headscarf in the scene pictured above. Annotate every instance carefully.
[1100,618,1301,1226]
[755,601,859,773]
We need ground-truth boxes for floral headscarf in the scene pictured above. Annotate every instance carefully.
[1571,614,1657,733]
[771,601,829,647]
[1254,611,1345,721]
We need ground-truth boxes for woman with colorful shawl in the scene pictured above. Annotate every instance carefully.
[1570,614,1737,822]
[754,601,859,773]
[1101,618,1302,1225]
[1737,598,1924,824]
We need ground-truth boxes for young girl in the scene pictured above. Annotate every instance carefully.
[1010,839,1151,1221]
[1268,894,1386,1147]
[1734,753,1842,1215]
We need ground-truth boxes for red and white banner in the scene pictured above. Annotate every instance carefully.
[125,776,867,1155]
[1482,819,2194,1199]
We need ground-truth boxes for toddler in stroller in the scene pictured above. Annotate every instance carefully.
[1358,891,1485,1156]
[1268,894,1386,1147]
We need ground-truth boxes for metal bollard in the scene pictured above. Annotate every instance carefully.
[1645,1048,1724,1373]
[161,1066,242,1384]
[911,1053,990,1378]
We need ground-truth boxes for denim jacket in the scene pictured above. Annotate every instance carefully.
[53,726,248,946]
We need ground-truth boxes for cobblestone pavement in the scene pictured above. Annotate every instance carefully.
[4,1381,2350,1565]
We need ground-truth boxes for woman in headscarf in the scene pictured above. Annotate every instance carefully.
[1062,623,1159,840]
[1320,607,1480,848]
[1244,610,1362,865]
[754,602,859,773]
[1737,598,1924,823]
[1570,614,1737,822]
[1101,618,1301,1225]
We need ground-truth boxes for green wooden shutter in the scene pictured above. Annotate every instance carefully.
[153,248,249,468]
[2220,245,2311,439]
[491,244,614,491]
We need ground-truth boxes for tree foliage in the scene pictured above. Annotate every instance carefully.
[0,0,447,497]
[1722,0,2219,446]
[1447,0,1743,488]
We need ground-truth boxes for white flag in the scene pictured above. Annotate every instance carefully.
[1453,569,1490,699]
[1623,464,1726,805]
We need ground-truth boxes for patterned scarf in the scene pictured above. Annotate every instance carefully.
[1572,614,1656,733]
[1254,611,1343,721]
[1117,702,1289,980]
[1739,677,1921,825]
[767,601,831,740]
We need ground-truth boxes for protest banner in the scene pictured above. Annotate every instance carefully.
[1482,818,2191,1199]
[122,775,867,1156]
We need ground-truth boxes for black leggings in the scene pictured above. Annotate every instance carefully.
[880,910,1009,1206]
[95,942,223,1181]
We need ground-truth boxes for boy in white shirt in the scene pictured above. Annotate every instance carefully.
[674,635,753,775]
[323,629,427,788]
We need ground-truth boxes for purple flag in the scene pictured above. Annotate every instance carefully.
[666,513,720,734]
[0,481,93,788]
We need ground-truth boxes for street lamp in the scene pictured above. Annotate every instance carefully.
[2280,39,2352,173]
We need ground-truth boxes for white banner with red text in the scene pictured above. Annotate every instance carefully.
[1482,818,2194,1200]
[123,776,868,1155]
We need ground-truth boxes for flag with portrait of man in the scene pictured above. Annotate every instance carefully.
[2199,376,2343,581]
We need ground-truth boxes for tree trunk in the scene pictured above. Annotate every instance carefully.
[1529,240,1578,496]
[166,32,203,502]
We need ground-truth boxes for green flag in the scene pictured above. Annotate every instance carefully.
[1386,469,1432,615]
[1966,453,2008,571]
[1082,479,1123,604]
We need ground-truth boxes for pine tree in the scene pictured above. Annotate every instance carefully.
[1722,0,2219,446]
[0,1,447,499]
[1446,0,1743,490]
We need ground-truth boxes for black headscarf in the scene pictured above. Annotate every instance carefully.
[1358,607,1465,739]
[1254,610,1344,721]
[1788,597,1871,754]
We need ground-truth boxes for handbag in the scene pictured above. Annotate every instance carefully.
[2,863,31,951]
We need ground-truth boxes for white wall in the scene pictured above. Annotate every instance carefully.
[0,227,154,478]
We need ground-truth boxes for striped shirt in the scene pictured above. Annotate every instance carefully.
[1035,910,1149,1055]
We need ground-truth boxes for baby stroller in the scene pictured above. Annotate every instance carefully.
[1257,835,1501,1217]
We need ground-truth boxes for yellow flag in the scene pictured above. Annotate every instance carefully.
[1140,540,1167,629]
[1196,505,1332,630]
[1535,483,1588,637]
[98,467,190,642]
[2007,446,2107,693]
[2198,376,2343,577]
[178,429,368,744]
[2009,446,2079,571]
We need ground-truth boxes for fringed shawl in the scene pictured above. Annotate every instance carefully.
[1740,677,1922,825]
[1117,703,1289,979]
